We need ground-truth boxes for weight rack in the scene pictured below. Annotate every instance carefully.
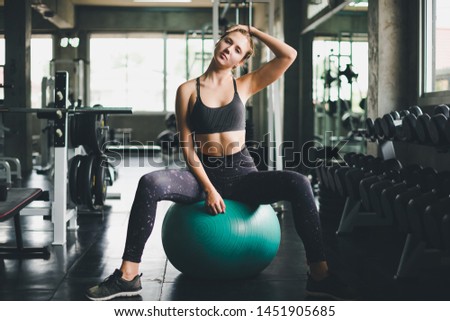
[18,71,132,245]
[318,109,450,279]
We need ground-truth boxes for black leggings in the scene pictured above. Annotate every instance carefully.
[122,147,326,264]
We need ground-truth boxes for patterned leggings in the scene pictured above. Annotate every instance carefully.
[122,147,326,263]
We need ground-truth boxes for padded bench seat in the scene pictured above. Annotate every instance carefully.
[0,188,50,259]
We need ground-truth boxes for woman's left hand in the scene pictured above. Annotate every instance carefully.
[205,188,226,215]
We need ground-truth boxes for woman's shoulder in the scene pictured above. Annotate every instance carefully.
[177,78,197,92]
[176,79,198,109]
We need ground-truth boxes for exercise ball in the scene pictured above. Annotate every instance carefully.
[161,199,281,279]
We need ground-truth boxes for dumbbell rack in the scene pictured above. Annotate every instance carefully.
[336,116,450,279]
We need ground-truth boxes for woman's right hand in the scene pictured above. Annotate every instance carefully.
[205,188,226,215]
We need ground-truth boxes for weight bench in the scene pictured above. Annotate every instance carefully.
[0,188,50,259]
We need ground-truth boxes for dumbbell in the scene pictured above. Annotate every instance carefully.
[343,156,384,199]
[364,118,377,142]
[316,162,342,190]
[317,161,343,192]
[378,164,423,222]
[358,158,403,211]
[423,197,450,249]
[414,105,449,144]
[316,158,345,191]
[333,154,376,197]
[395,107,423,141]
[406,170,450,242]
[316,161,351,216]
[319,162,347,191]
[315,146,352,190]
[401,105,424,142]
[316,163,329,189]
[407,189,440,241]
[345,157,399,202]
[337,155,381,199]
[369,164,423,218]
[443,110,450,144]
[343,152,358,166]
[380,111,408,140]
[425,104,450,145]
[442,214,450,251]
[320,152,358,192]
[332,154,360,197]
[315,152,334,188]
[326,163,346,192]
[393,167,439,233]
[344,153,379,171]
[373,117,388,140]
[316,163,328,189]
[415,113,432,143]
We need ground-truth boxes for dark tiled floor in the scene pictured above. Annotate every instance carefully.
[1,153,449,301]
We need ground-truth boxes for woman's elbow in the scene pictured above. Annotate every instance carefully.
[288,48,297,62]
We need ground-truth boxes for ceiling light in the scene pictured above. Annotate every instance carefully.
[349,1,368,7]
[69,37,80,48]
[60,37,69,48]
[133,0,192,3]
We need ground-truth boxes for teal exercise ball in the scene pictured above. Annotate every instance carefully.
[161,199,281,279]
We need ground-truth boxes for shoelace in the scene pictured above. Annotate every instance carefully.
[100,270,122,286]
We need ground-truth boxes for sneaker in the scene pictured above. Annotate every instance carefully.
[306,273,357,300]
[85,269,142,301]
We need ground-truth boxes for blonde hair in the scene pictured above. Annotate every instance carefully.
[219,27,255,62]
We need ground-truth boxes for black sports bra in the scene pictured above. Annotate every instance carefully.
[189,77,245,134]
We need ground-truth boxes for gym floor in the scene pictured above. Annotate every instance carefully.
[0,152,449,301]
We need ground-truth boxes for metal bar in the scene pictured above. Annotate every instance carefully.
[0,107,132,114]
[267,0,276,171]
[163,33,168,112]
[52,71,71,245]
[213,0,220,43]
[71,108,132,114]
[13,214,24,250]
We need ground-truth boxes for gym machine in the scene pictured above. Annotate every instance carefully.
[313,33,367,154]
[1,71,132,245]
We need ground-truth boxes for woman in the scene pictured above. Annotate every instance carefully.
[86,25,353,301]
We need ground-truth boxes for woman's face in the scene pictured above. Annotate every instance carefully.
[214,31,251,69]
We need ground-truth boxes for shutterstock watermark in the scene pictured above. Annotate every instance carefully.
[102,131,348,170]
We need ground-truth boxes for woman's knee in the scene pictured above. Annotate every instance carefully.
[284,171,312,195]
[137,170,169,193]
[285,171,310,185]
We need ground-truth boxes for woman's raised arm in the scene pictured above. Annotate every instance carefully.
[239,26,297,97]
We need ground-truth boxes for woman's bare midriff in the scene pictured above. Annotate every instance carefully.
[194,130,246,156]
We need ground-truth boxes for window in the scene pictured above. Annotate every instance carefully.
[185,32,214,80]
[312,37,368,147]
[422,0,450,95]
[89,33,213,113]
[166,35,188,112]
[31,36,53,108]
[0,35,52,107]
[90,34,165,112]
[313,38,368,112]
